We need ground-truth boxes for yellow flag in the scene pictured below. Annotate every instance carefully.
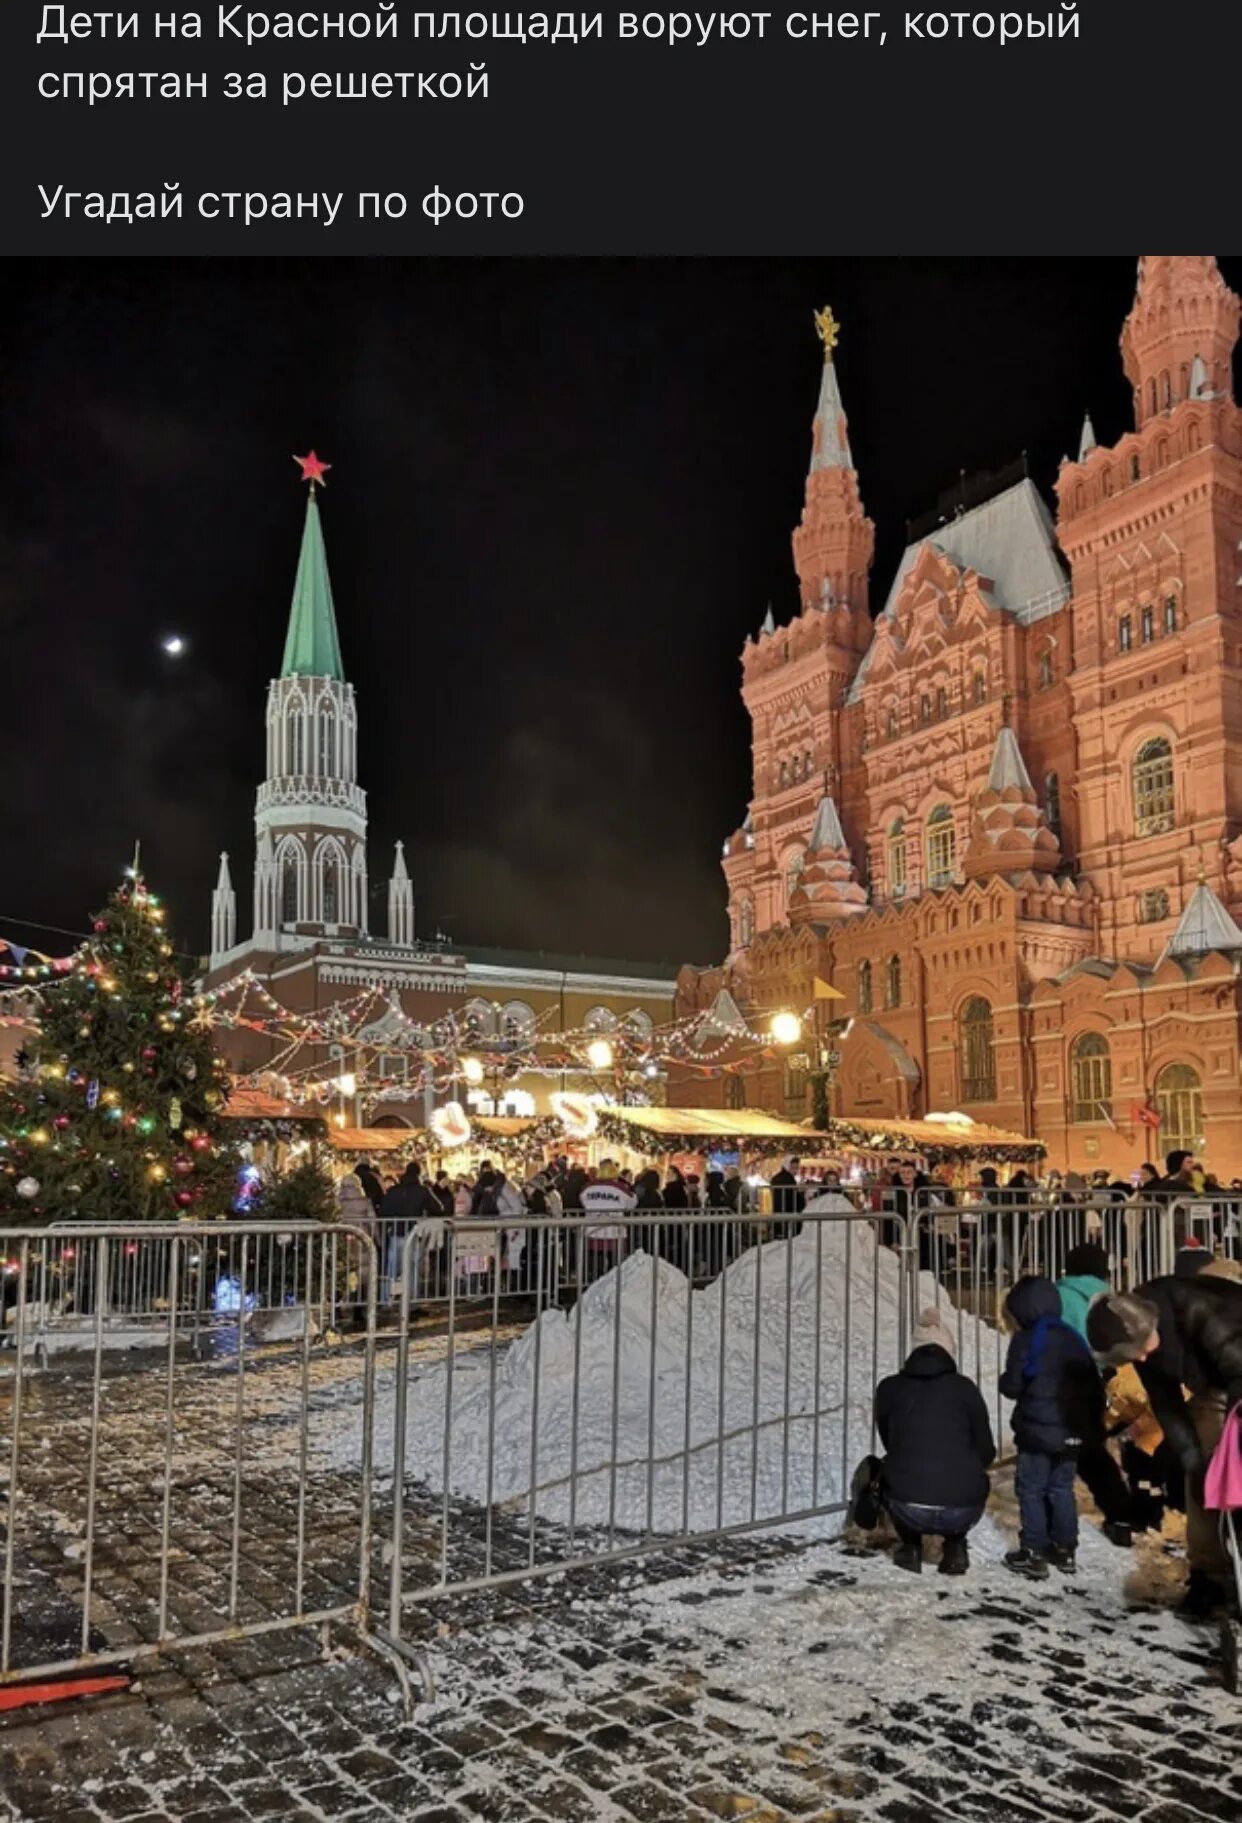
[813,977,844,1000]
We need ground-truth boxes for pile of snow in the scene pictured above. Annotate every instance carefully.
[373,1224,986,1534]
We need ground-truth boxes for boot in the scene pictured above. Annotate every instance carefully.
[1004,1547,1050,1581]
[1101,1519,1133,1548]
[893,1542,923,1574]
[939,1535,969,1577]
[1181,1569,1229,1618]
[1046,1543,1078,1575]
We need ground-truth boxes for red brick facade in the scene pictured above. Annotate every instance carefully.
[675,258,1242,1178]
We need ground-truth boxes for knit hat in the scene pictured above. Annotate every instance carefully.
[911,1307,957,1357]
[1085,1292,1160,1364]
[1174,1240,1212,1279]
[1065,1241,1110,1280]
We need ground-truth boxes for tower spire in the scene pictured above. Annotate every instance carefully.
[388,840,414,947]
[791,306,875,619]
[282,481,345,680]
[210,851,237,964]
[1120,256,1239,427]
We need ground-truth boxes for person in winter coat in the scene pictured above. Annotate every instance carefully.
[379,1164,440,1312]
[871,1309,996,1575]
[631,1167,666,1265]
[579,1159,637,1282]
[355,1159,384,1215]
[1087,1272,1242,1614]
[700,1170,731,1279]
[769,1156,804,1240]
[1055,1243,1134,1546]
[1000,1275,1099,1579]
[337,1170,377,1328]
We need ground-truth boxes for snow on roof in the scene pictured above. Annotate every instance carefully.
[1164,881,1242,959]
[846,479,1070,703]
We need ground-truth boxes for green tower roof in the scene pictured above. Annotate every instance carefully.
[281,491,345,680]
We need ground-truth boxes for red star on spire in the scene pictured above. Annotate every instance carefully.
[293,450,331,487]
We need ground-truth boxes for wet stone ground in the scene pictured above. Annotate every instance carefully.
[0,1332,1239,1822]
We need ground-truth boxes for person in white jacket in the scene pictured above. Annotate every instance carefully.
[579,1160,637,1282]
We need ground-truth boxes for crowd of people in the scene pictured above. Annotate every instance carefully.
[852,1222,1242,1617]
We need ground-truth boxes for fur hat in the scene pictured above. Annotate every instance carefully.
[911,1307,957,1357]
[1086,1292,1160,1364]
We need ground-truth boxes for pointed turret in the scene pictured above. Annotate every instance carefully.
[210,851,236,964]
[282,491,345,680]
[1078,412,1097,460]
[791,306,875,622]
[388,839,414,947]
[789,795,867,925]
[1164,880,1242,960]
[963,728,1062,880]
[761,604,776,635]
[1121,256,1239,426]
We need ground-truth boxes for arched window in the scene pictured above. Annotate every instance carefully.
[623,1009,654,1037]
[288,709,305,775]
[1140,888,1170,923]
[1130,454,1141,483]
[463,998,497,1037]
[584,1006,619,1034]
[920,694,931,724]
[1044,772,1061,835]
[736,897,754,947]
[318,709,334,777]
[1155,1063,1203,1153]
[1071,1032,1112,1124]
[1038,649,1054,690]
[1133,737,1174,836]
[803,747,814,779]
[885,954,902,1009]
[886,706,899,739]
[960,997,995,1102]
[1163,595,1178,634]
[778,759,788,787]
[1119,614,1133,653]
[858,960,873,1015]
[1140,604,1154,644]
[887,818,907,897]
[785,851,805,909]
[280,853,300,923]
[926,804,956,888]
[972,672,987,704]
[935,686,948,719]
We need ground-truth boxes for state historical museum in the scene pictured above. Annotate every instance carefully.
[675,256,1242,1179]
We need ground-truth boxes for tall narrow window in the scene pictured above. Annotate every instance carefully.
[778,758,788,787]
[960,997,995,1102]
[281,856,299,924]
[1119,614,1133,653]
[1130,454,1141,482]
[1133,737,1174,835]
[1038,650,1054,690]
[885,954,902,1009]
[887,818,907,897]
[785,852,805,910]
[858,960,872,1015]
[936,686,948,719]
[1071,1032,1112,1124]
[1163,595,1178,634]
[737,897,754,947]
[920,694,931,724]
[322,860,339,924]
[972,672,987,704]
[1044,772,1061,835]
[1155,1063,1203,1153]
[926,804,956,888]
[1141,604,1154,644]
[288,711,305,775]
[886,706,898,739]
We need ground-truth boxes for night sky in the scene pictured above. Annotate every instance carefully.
[4,257,1239,969]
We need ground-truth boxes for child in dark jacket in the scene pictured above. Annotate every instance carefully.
[1000,1275,1101,1579]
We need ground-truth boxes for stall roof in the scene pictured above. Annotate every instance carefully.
[601,1106,831,1145]
[224,1086,304,1120]
[327,1127,408,1152]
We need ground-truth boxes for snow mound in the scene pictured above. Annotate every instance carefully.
[388,1224,975,1535]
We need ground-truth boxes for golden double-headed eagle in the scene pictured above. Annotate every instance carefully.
[814,305,841,359]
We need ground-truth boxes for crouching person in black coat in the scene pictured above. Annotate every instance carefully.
[869,1308,996,1576]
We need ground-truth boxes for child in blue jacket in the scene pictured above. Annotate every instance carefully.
[1000,1275,1101,1579]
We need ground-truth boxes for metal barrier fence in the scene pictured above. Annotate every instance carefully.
[382,1208,914,1646]
[4,1194,1239,1698]
[1,1221,380,1356]
[0,1222,413,1698]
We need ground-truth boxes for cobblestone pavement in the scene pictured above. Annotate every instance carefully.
[1,1334,1239,1822]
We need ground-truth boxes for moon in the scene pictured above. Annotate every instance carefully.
[162,634,187,657]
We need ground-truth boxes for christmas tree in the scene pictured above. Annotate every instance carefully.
[0,867,236,1224]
